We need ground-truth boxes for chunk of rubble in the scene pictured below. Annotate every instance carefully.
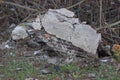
[47,57,57,64]
[41,8,101,54]
[40,69,52,74]
[32,15,42,30]
[11,8,101,55]
[12,25,28,40]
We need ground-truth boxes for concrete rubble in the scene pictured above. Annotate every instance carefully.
[41,8,101,54]
[11,8,101,55]
[12,25,28,40]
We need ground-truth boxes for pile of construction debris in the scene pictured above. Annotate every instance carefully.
[10,8,101,61]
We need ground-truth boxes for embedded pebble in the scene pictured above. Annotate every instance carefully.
[88,73,96,78]
[40,69,51,74]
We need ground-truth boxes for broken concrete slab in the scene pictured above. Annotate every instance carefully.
[11,8,101,58]
[36,30,96,59]
[12,21,41,40]
[12,25,29,40]
[41,8,101,54]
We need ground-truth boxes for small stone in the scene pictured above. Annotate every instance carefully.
[10,52,14,56]
[88,73,96,78]
[0,74,5,78]
[100,59,108,63]
[16,68,22,71]
[12,26,28,40]
[25,78,39,80]
[5,44,10,49]
[47,57,57,64]
[34,50,41,55]
[40,69,51,74]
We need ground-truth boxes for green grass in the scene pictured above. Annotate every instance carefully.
[1,59,120,80]
[4,61,38,80]
[0,50,37,80]
[1,50,120,80]
[45,63,120,80]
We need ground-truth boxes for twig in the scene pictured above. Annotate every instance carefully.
[66,0,86,9]
[43,0,47,10]
[21,14,31,22]
[0,0,86,13]
[99,0,102,27]
[97,20,120,31]
[27,0,41,10]
[0,1,38,11]
[102,32,120,39]
[51,0,58,8]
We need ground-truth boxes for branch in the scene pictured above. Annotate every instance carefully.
[99,0,102,27]
[0,0,86,13]
[67,0,86,9]
[96,20,120,31]
[0,1,38,11]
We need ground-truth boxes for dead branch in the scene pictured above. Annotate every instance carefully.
[66,0,86,9]
[97,20,120,31]
[0,1,38,11]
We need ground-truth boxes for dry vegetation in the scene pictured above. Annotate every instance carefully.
[0,0,120,44]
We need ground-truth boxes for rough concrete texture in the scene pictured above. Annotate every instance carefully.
[32,15,42,30]
[12,25,28,40]
[41,8,101,54]
[11,8,101,54]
